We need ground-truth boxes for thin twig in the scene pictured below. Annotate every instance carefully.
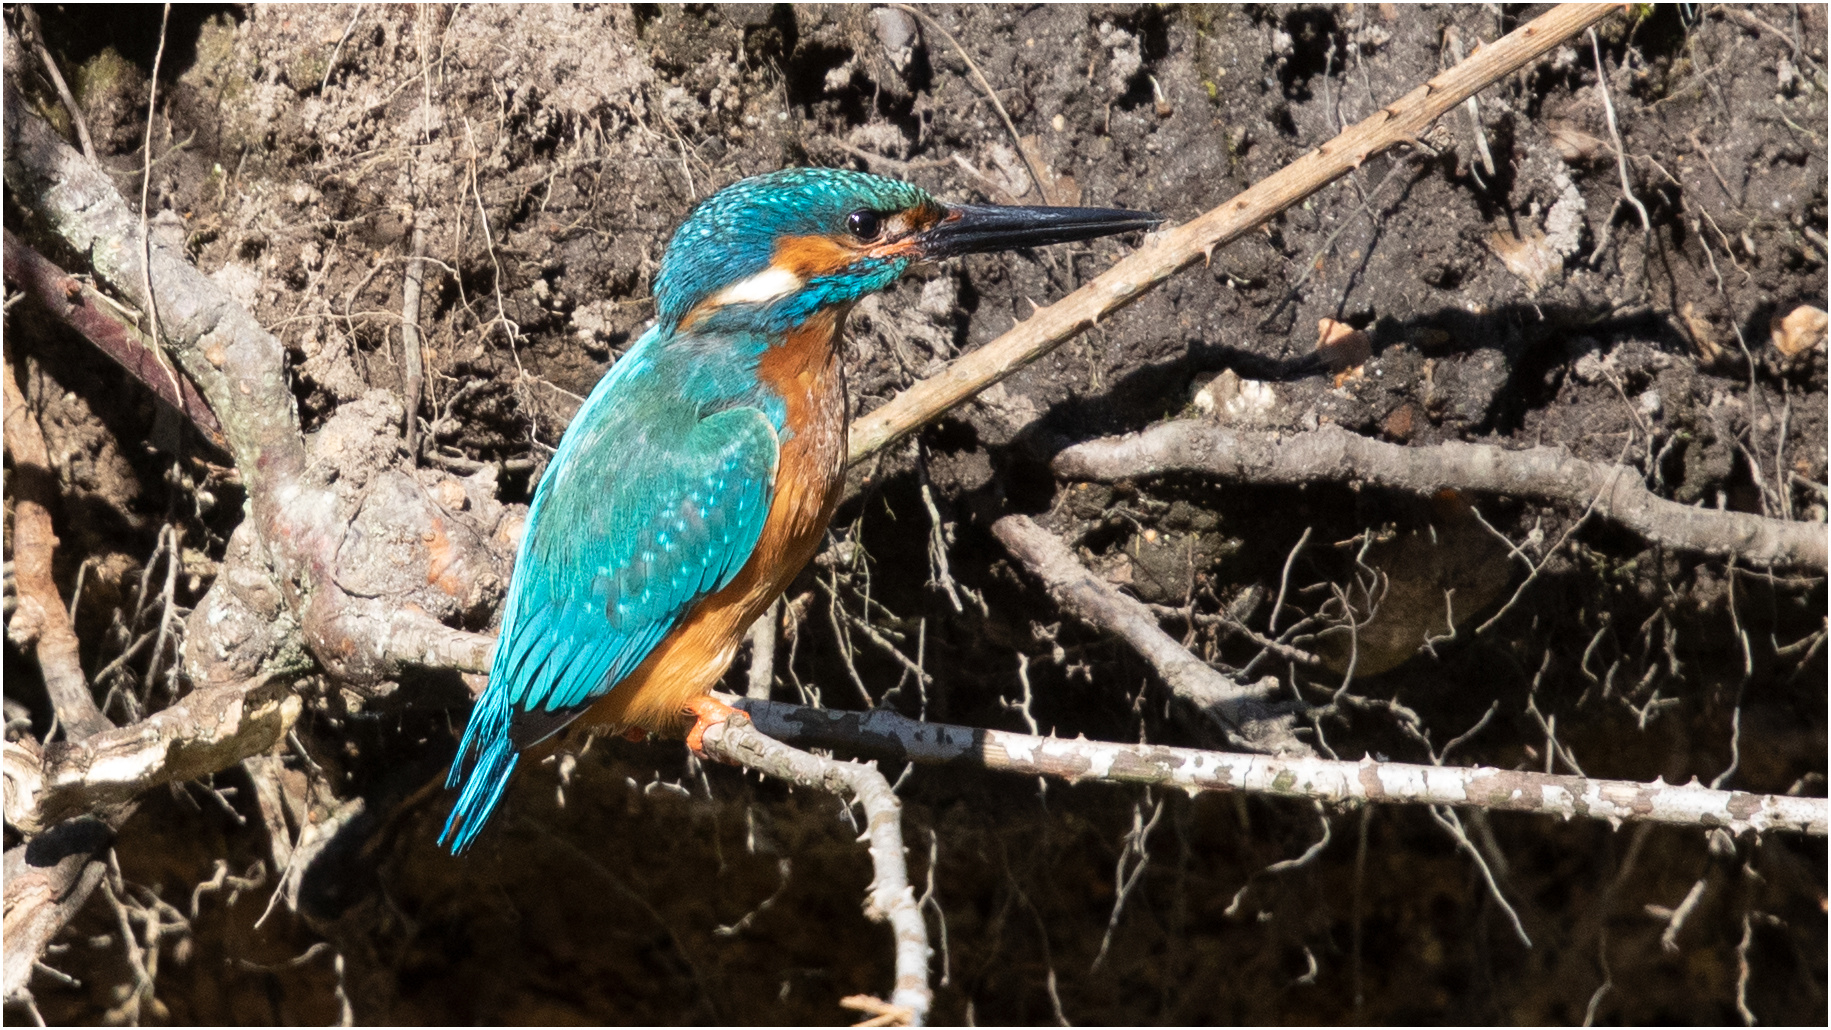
[20,5,94,162]
[137,5,181,412]
[1590,28,1650,234]
[401,222,428,462]
[320,4,366,94]
[1444,26,1496,181]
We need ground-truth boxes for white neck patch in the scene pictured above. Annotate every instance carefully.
[708,265,804,308]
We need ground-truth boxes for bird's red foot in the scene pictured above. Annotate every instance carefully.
[622,726,650,743]
[684,695,746,758]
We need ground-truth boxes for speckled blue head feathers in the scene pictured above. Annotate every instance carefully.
[653,168,939,328]
[650,167,1163,334]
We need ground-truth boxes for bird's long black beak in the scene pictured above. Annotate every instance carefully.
[913,203,1163,259]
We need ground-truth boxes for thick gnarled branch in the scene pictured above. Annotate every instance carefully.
[1053,422,1827,569]
[4,72,514,693]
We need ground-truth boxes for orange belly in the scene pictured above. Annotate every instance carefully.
[569,310,848,736]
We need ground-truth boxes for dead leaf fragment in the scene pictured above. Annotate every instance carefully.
[1548,124,1606,164]
[1489,227,1559,294]
[1316,318,1371,373]
[1680,301,1726,365]
[1770,304,1827,358]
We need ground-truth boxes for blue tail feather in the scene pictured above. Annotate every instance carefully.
[441,688,521,854]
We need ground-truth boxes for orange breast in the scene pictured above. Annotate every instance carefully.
[569,308,849,735]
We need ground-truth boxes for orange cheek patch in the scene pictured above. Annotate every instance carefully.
[774,234,856,278]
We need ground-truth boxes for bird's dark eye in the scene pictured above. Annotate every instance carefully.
[845,209,882,240]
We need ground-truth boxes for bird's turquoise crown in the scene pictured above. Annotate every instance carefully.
[653,167,938,332]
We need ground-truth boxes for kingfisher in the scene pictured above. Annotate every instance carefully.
[442,167,1160,852]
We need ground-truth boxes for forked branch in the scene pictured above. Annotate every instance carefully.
[697,714,931,1026]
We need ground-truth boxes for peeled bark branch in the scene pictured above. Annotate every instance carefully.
[846,3,1622,463]
[726,696,1826,838]
[3,677,301,835]
[1053,422,1828,570]
[991,514,1310,755]
[697,713,932,1026]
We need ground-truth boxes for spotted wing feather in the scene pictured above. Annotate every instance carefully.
[442,362,778,852]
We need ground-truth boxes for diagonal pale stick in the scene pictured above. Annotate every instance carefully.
[847,3,1620,464]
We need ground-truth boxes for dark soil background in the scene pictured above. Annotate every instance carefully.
[4,3,1826,1025]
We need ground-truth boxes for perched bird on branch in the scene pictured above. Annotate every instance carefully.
[443,167,1159,851]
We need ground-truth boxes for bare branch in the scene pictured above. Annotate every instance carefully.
[3,362,111,739]
[846,3,1622,463]
[697,713,932,1026]
[2,818,113,1004]
[726,695,1827,837]
[991,514,1310,755]
[4,677,300,834]
[1053,422,1827,569]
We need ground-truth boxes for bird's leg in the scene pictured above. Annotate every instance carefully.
[684,694,747,758]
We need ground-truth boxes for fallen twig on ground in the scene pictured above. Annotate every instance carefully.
[846,3,1621,462]
[1052,422,1827,569]
[991,514,1310,755]
[724,694,1826,837]
[697,713,931,1027]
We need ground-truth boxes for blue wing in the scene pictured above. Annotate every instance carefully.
[442,343,779,852]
